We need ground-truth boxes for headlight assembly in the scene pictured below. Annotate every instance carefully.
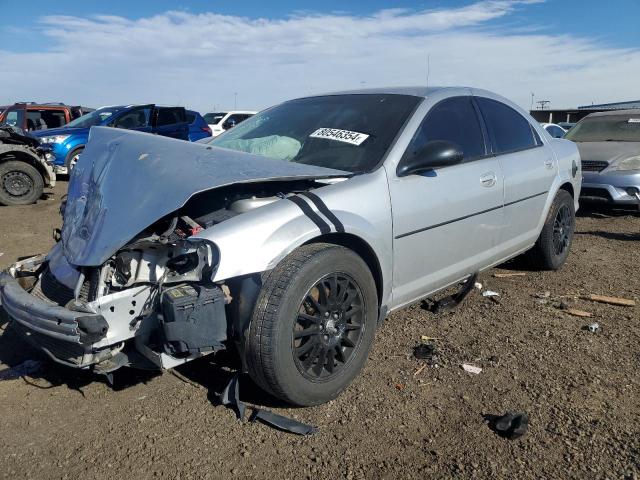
[608,155,640,172]
[40,135,70,144]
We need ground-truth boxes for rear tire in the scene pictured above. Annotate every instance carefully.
[527,189,575,270]
[0,160,44,206]
[245,243,378,406]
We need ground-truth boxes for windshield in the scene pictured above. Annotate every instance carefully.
[65,107,123,128]
[565,114,640,142]
[204,112,227,124]
[205,94,421,173]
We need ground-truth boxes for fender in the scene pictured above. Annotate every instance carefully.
[195,169,394,307]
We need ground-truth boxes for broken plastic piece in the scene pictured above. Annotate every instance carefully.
[249,409,318,436]
[584,322,600,333]
[424,273,478,313]
[462,363,482,374]
[491,411,529,439]
[218,374,246,421]
[482,290,500,297]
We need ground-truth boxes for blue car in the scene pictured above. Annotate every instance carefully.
[186,110,212,142]
[33,104,192,173]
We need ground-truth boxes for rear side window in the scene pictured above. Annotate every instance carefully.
[155,107,186,126]
[476,97,539,154]
[404,96,486,162]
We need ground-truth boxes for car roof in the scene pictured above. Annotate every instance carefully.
[586,108,640,118]
[303,86,462,99]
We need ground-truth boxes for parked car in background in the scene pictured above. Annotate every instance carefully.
[541,123,567,138]
[0,125,55,206]
[203,111,256,137]
[0,87,580,407]
[565,109,640,205]
[186,110,212,141]
[558,122,576,131]
[0,103,91,132]
[32,104,191,173]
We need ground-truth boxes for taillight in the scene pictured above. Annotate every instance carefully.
[202,126,212,134]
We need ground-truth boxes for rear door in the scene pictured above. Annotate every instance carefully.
[152,107,189,140]
[389,95,504,307]
[474,95,556,254]
[111,105,154,134]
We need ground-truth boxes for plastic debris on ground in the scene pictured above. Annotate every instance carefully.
[584,322,601,333]
[462,363,482,375]
[217,374,318,436]
[492,272,526,278]
[488,411,529,439]
[482,290,500,297]
[0,359,42,381]
[413,342,438,366]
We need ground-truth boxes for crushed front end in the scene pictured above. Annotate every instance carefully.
[0,223,228,374]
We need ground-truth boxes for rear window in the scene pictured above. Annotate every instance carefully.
[204,112,226,124]
[477,97,539,154]
[186,112,196,124]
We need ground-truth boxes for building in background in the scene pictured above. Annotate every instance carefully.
[530,99,640,124]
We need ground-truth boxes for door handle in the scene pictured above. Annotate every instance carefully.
[480,172,497,187]
[544,159,554,169]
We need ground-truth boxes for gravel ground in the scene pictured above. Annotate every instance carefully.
[0,181,638,480]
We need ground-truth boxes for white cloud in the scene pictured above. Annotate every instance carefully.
[0,0,638,113]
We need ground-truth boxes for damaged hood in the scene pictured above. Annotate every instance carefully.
[575,141,640,165]
[62,127,349,266]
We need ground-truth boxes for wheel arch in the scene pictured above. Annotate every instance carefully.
[303,232,383,308]
[0,149,52,186]
[559,181,574,198]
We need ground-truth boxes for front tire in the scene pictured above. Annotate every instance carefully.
[246,243,378,406]
[527,189,575,270]
[65,147,84,173]
[0,160,44,206]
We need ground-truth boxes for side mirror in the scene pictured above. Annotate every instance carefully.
[397,140,463,177]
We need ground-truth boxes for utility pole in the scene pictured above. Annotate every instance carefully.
[426,54,430,87]
[530,92,535,111]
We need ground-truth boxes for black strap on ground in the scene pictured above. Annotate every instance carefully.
[288,196,331,234]
[217,374,318,435]
[297,191,345,233]
[218,374,246,421]
[423,272,478,314]
[249,408,318,436]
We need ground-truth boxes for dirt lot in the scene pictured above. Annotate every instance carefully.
[0,181,638,480]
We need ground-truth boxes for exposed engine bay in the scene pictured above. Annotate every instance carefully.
[4,179,327,374]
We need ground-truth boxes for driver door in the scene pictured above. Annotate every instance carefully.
[388,96,504,307]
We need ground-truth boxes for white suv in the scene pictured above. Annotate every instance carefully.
[203,111,256,137]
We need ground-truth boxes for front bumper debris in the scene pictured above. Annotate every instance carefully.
[0,272,108,366]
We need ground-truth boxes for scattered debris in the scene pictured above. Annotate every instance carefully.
[395,383,405,390]
[563,308,593,318]
[488,411,529,439]
[474,282,483,290]
[420,335,441,342]
[584,322,601,333]
[482,290,500,297]
[462,363,482,375]
[423,273,478,313]
[413,342,437,362]
[581,294,636,307]
[413,365,427,376]
[493,272,526,278]
[0,359,42,381]
[217,375,318,436]
[534,291,551,299]
[249,409,318,436]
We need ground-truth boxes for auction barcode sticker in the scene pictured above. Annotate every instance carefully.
[309,128,369,146]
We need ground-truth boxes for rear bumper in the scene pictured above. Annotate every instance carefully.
[0,271,108,367]
[581,171,640,204]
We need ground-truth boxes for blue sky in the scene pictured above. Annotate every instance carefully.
[1,0,639,111]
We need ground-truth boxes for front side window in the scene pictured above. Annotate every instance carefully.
[66,107,122,128]
[403,96,486,162]
[564,114,640,142]
[207,94,421,173]
[476,97,538,154]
